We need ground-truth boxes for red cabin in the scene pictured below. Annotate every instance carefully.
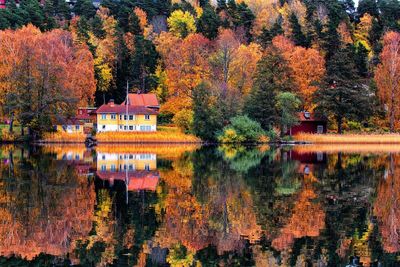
[288,112,327,136]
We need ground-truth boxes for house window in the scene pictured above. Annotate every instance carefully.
[140,125,151,131]
[129,126,133,130]
[317,152,323,162]
[75,125,80,130]
[111,114,116,120]
[101,165,106,171]
[145,164,150,171]
[144,115,150,120]
[75,154,80,160]
[119,125,123,129]
[102,125,106,129]
[129,164,134,171]
[102,155,106,160]
[124,115,127,120]
[129,115,134,120]
[317,125,324,134]
[101,114,106,120]
[110,164,116,172]
[119,115,122,120]
[124,126,127,130]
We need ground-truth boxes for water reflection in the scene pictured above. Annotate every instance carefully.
[0,145,399,266]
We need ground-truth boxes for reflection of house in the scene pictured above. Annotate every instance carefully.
[96,94,159,133]
[96,153,159,191]
[288,112,327,135]
[285,150,327,175]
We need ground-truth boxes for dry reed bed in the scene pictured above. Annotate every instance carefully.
[96,131,201,144]
[40,132,86,143]
[293,144,400,154]
[294,133,400,144]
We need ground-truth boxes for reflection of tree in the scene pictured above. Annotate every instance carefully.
[272,174,325,252]
[0,147,95,262]
[374,154,400,253]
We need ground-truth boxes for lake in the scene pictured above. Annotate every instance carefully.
[0,144,399,266]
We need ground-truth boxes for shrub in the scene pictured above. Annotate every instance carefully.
[1,128,16,142]
[172,109,193,133]
[218,115,265,143]
[218,128,245,144]
[230,115,265,142]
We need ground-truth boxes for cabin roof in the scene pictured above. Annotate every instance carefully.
[96,103,158,115]
[298,112,326,122]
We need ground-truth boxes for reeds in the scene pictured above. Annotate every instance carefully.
[294,133,400,144]
[96,127,200,144]
[293,144,400,154]
[41,132,86,143]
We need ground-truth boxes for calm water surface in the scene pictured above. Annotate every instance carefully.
[0,144,399,266]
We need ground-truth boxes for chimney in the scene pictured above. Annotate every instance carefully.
[109,99,115,107]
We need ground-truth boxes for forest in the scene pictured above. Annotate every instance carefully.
[0,0,400,141]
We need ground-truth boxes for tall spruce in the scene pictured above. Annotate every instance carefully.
[245,49,293,130]
[289,13,309,47]
[314,46,373,133]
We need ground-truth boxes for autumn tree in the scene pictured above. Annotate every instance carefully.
[168,10,197,38]
[0,25,96,137]
[273,35,325,110]
[156,33,211,115]
[375,31,400,132]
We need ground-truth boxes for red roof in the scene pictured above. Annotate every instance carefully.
[126,94,159,108]
[96,103,158,115]
[96,170,160,191]
[298,112,326,122]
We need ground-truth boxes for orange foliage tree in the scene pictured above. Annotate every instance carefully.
[375,31,400,132]
[272,35,325,110]
[0,24,96,134]
[156,33,211,114]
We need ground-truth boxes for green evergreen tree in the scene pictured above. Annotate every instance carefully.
[4,0,24,29]
[354,43,369,77]
[245,50,293,130]
[19,0,45,29]
[196,4,220,39]
[73,0,96,19]
[193,83,223,141]
[43,0,57,30]
[0,10,10,30]
[323,19,341,60]
[357,0,379,18]
[314,46,373,133]
[289,12,309,47]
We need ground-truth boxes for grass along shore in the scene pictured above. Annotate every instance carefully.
[96,126,200,144]
[294,133,400,144]
[39,126,200,144]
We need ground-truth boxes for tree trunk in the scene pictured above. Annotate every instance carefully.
[390,92,395,132]
[337,116,343,134]
[21,126,24,137]
[8,114,14,133]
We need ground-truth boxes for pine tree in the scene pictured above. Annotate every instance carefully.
[314,46,373,133]
[196,4,220,39]
[73,0,96,19]
[19,0,45,29]
[354,43,369,77]
[289,13,309,47]
[245,50,293,130]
